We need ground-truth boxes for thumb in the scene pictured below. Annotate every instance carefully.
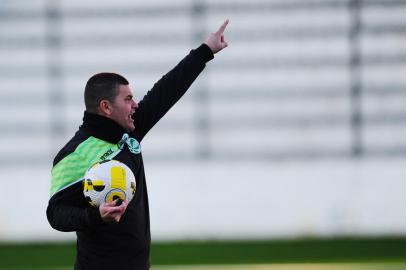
[106,200,117,207]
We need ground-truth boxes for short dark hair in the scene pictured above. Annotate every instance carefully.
[84,72,129,113]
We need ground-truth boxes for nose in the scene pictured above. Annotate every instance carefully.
[132,100,139,109]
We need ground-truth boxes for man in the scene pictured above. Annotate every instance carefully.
[46,20,229,270]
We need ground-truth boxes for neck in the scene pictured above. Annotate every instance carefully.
[81,111,128,143]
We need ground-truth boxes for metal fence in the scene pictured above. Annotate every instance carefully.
[1,0,406,166]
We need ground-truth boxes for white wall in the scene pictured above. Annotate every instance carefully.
[0,158,405,242]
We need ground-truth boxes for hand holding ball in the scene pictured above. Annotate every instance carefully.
[83,160,136,207]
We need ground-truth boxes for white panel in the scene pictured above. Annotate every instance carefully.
[209,96,350,118]
[61,0,192,10]
[0,20,46,37]
[0,134,51,153]
[362,36,406,57]
[0,77,48,95]
[363,94,406,115]
[0,106,50,125]
[61,15,192,36]
[208,68,350,91]
[364,125,406,148]
[362,65,406,86]
[210,127,350,152]
[363,5,406,25]
[206,7,349,31]
[222,38,349,62]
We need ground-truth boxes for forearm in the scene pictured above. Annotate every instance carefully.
[46,201,103,232]
[46,184,104,232]
[134,43,214,139]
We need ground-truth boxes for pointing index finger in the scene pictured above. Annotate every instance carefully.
[216,19,229,34]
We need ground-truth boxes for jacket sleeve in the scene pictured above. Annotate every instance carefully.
[133,43,214,141]
[46,182,105,232]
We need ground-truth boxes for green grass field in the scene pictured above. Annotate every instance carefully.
[153,263,406,270]
[3,263,405,270]
[0,237,405,269]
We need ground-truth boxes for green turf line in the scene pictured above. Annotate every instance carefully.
[152,263,406,270]
[0,238,406,268]
[150,238,406,265]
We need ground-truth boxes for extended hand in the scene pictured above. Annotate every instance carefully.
[205,19,229,54]
[99,199,128,223]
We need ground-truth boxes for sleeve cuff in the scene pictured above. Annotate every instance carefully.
[195,43,214,63]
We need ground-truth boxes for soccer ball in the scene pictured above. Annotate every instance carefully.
[83,160,136,207]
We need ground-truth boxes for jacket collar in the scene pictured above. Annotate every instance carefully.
[80,111,128,144]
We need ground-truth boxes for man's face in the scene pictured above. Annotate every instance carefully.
[109,84,138,132]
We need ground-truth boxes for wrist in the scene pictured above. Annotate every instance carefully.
[198,43,215,62]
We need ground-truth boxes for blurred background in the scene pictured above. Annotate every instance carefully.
[1,0,406,268]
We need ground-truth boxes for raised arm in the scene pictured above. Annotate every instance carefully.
[133,20,229,140]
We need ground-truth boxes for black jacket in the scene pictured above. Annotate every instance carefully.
[46,44,214,270]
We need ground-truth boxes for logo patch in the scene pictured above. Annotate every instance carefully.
[118,133,141,154]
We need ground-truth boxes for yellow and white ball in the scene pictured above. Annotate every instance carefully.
[83,160,136,207]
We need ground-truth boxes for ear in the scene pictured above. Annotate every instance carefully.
[98,100,112,116]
